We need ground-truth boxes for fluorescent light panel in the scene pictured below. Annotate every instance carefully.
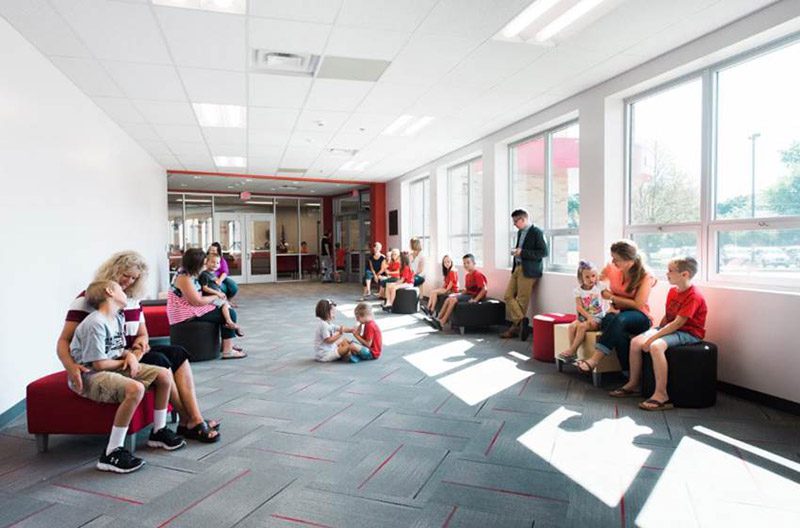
[340,160,369,172]
[151,0,246,15]
[381,115,434,136]
[214,156,246,168]
[192,103,246,128]
[535,0,605,42]
[501,0,562,38]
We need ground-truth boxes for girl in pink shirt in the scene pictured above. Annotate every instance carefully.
[575,240,655,374]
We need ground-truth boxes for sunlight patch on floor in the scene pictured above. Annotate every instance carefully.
[636,432,800,527]
[437,356,534,406]
[517,406,652,507]
[403,339,477,377]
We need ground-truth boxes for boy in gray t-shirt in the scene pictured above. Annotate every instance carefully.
[69,280,185,473]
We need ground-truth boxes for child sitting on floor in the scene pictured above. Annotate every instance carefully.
[432,253,487,330]
[608,256,707,411]
[340,302,382,363]
[199,253,243,336]
[313,299,353,362]
[557,260,608,361]
[70,280,185,473]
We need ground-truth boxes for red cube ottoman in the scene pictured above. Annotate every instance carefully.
[27,371,158,453]
[532,312,577,362]
[141,299,169,339]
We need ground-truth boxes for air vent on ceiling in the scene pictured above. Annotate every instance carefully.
[252,50,321,77]
[328,148,358,157]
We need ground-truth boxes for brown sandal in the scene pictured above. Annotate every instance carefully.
[609,387,641,398]
[639,399,674,411]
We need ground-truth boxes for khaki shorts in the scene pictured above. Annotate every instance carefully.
[81,364,165,404]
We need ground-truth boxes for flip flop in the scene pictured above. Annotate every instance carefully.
[609,387,641,398]
[221,349,247,360]
[574,359,595,373]
[178,420,221,435]
[180,421,220,443]
[639,399,674,411]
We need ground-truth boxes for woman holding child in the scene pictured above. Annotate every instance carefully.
[56,251,220,442]
[169,248,246,360]
[206,242,238,300]
[575,240,655,373]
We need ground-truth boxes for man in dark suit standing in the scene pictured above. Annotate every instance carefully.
[501,209,548,340]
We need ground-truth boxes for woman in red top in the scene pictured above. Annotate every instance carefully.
[575,240,655,374]
[423,255,458,316]
[382,252,415,311]
[377,248,401,298]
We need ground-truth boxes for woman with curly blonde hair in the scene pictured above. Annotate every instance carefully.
[56,251,220,442]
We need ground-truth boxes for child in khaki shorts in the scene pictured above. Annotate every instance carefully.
[70,280,186,473]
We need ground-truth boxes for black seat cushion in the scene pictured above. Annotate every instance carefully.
[641,341,717,408]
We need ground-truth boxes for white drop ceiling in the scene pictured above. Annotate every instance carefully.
[0,0,779,192]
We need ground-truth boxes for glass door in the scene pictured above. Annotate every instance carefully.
[214,213,244,283]
[245,213,275,283]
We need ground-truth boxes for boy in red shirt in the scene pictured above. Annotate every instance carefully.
[610,256,707,411]
[340,302,382,363]
[433,253,487,331]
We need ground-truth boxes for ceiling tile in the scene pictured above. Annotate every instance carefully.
[248,107,300,131]
[325,26,410,61]
[288,129,335,148]
[151,153,181,169]
[203,127,247,146]
[305,79,373,112]
[339,113,399,136]
[249,0,343,24]
[248,145,285,161]
[136,139,174,157]
[154,124,205,142]
[167,141,209,157]
[208,143,246,157]
[50,57,124,97]
[249,131,290,149]
[92,96,146,124]
[104,61,187,101]
[179,68,246,105]
[0,0,92,58]
[249,17,331,55]
[327,131,373,150]
[281,146,322,167]
[355,81,427,114]
[155,7,246,70]
[379,33,478,85]
[249,74,312,108]
[417,0,530,42]
[443,40,548,90]
[120,123,161,141]
[133,100,197,125]
[294,109,350,132]
[337,0,438,32]
[51,0,170,63]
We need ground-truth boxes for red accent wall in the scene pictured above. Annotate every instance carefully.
[323,196,334,235]
[370,183,387,246]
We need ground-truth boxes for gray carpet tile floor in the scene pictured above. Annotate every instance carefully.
[2,282,799,528]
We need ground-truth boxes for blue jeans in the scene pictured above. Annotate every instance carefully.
[596,310,651,370]
[194,306,238,340]
[219,277,238,299]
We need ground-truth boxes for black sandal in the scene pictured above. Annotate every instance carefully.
[180,421,220,443]
[177,420,221,435]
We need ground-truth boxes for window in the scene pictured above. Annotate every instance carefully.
[626,79,702,274]
[448,158,483,264]
[625,37,800,287]
[509,121,579,270]
[409,177,430,254]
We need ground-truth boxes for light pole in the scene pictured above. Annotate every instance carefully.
[748,132,761,218]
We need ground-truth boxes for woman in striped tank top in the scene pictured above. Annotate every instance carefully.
[170,248,246,360]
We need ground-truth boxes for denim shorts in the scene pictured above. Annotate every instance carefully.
[453,293,473,303]
[643,327,701,348]
[349,346,375,363]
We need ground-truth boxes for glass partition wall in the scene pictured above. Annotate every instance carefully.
[168,193,321,283]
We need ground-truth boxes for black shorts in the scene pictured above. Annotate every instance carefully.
[141,345,190,373]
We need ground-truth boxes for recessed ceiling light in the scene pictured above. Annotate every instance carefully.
[500,0,561,39]
[382,115,414,136]
[151,0,245,15]
[403,116,434,136]
[535,0,606,42]
[340,160,369,172]
[382,115,434,136]
[193,103,246,128]
[214,156,246,168]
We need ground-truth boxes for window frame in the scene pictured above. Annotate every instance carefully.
[408,176,431,255]
[623,35,800,290]
[508,119,580,272]
[447,157,483,265]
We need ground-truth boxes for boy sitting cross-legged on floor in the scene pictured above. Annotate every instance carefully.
[608,256,707,411]
[69,280,185,473]
[339,302,382,363]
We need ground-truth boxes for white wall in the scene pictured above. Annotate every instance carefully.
[387,1,800,403]
[0,19,168,415]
